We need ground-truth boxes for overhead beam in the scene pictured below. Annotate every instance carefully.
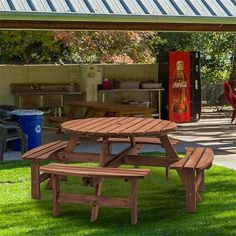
[1,20,236,32]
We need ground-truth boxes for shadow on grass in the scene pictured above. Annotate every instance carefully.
[0,160,30,169]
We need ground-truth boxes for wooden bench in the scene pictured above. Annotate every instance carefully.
[22,141,69,199]
[170,147,214,213]
[40,163,150,224]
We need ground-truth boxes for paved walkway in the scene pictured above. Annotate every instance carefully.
[3,118,236,170]
[171,118,236,170]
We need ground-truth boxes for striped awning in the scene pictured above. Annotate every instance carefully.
[0,0,236,31]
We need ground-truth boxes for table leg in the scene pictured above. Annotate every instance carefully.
[159,135,178,158]
[130,179,138,224]
[54,132,79,186]
[159,134,179,179]
[64,132,80,153]
[99,137,109,166]
[90,137,109,222]
[130,135,139,168]
[52,175,60,217]
[90,179,104,222]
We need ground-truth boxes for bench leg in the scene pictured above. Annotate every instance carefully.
[52,175,60,217]
[90,180,103,222]
[183,169,196,213]
[90,137,110,221]
[130,179,138,225]
[197,170,205,192]
[45,173,68,191]
[165,167,170,180]
[45,178,52,190]
[31,160,40,199]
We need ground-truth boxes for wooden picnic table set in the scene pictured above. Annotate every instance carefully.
[22,117,214,225]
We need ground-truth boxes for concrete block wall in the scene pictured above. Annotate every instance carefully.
[0,64,158,106]
[0,65,79,105]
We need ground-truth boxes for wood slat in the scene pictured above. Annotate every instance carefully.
[170,147,214,170]
[61,118,93,131]
[170,148,195,169]
[40,163,150,178]
[57,152,101,162]
[77,117,117,133]
[125,119,163,135]
[70,117,133,134]
[27,143,68,160]
[58,193,131,208]
[108,118,148,134]
[22,141,68,159]
[123,156,179,167]
[196,148,214,170]
[159,122,177,134]
[87,117,132,134]
[94,117,140,135]
[145,120,173,135]
[80,117,127,134]
[97,137,179,146]
[22,140,62,158]
[62,118,107,132]
[42,163,150,175]
[184,148,206,169]
[116,118,156,135]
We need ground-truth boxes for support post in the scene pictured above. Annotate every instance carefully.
[184,169,196,213]
[52,175,60,217]
[130,179,138,224]
[31,160,40,199]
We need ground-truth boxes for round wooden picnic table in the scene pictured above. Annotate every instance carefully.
[61,116,179,168]
[61,117,179,221]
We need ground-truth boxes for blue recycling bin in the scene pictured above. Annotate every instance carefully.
[10,109,44,151]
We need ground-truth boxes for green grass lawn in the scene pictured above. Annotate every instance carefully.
[0,160,236,236]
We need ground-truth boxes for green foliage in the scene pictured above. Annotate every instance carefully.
[54,31,154,64]
[0,31,67,64]
[0,161,236,236]
[151,32,235,83]
[0,30,235,84]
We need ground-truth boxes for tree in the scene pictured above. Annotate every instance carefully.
[150,32,235,84]
[53,31,154,64]
[0,31,67,64]
[1,30,235,86]
[0,30,155,64]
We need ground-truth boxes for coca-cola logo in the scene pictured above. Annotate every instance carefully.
[173,81,187,88]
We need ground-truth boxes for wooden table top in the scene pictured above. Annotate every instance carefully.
[61,117,176,137]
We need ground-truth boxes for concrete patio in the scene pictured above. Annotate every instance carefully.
[3,118,236,170]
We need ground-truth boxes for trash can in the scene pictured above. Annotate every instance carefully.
[10,109,44,151]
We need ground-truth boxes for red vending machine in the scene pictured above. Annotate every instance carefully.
[169,51,191,122]
[158,51,201,123]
